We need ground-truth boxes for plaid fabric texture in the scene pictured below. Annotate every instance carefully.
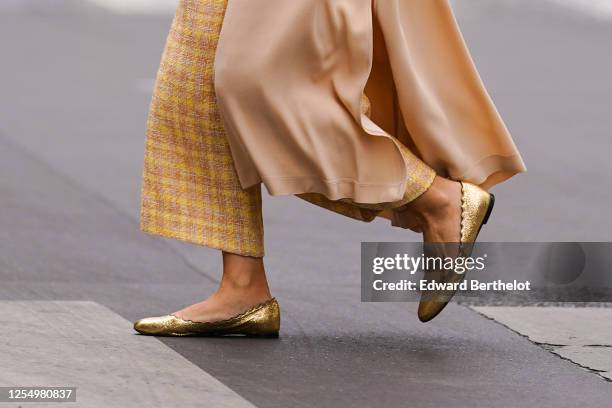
[298,142,435,217]
[140,0,265,257]
[141,0,435,257]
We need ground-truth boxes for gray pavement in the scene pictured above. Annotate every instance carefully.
[0,301,255,407]
[474,307,612,381]
[1,1,612,407]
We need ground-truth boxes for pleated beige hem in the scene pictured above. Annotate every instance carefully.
[214,0,526,204]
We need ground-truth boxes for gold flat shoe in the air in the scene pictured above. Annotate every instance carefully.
[418,182,495,322]
[134,298,280,337]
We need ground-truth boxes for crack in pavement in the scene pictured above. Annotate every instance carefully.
[471,307,612,383]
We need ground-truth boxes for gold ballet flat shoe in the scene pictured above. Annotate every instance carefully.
[133,298,280,337]
[418,182,495,323]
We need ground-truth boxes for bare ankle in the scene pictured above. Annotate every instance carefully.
[405,177,459,226]
[220,252,271,297]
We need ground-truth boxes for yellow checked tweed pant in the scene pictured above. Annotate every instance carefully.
[140,0,435,257]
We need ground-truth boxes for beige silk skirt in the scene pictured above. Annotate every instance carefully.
[140,0,526,257]
[215,0,526,204]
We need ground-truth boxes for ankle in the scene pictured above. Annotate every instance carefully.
[407,177,459,226]
[220,272,267,292]
[219,252,271,297]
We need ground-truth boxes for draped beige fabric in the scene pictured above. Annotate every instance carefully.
[214,0,526,205]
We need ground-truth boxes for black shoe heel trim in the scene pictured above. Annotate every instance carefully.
[482,193,495,225]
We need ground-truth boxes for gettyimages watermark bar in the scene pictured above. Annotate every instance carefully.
[361,242,612,303]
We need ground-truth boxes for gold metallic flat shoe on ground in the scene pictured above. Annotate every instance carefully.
[134,298,280,337]
[418,182,495,322]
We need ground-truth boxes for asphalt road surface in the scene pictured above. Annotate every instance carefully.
[1,1,612,407]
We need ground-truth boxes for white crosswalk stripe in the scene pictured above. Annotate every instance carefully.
[473,307,612,381]
[86,0,178,14]
[547,0,612,19]
[0,301,255,408]
[83,0,612,19]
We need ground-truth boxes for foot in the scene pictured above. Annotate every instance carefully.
[134,298,280,337]
[401,176,462,245]
[398,177,463,322]
[407,179,494,322]
[173,290,272,323]
[173,252,272,323]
